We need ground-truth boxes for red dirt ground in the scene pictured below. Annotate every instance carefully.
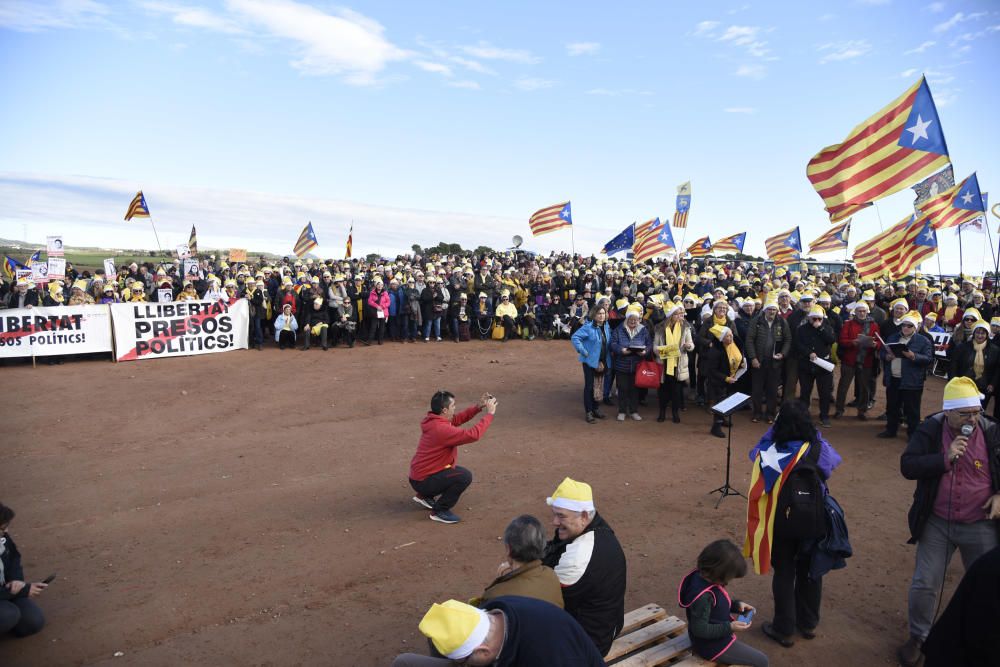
[1,340,961,666]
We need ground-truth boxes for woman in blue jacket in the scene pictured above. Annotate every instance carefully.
[571,304,612,423]
[609,304,654,421]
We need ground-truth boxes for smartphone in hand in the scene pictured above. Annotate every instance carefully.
[736,609,754,624]
[42,574,56,585]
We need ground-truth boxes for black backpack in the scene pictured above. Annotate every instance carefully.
[774,442,827,541]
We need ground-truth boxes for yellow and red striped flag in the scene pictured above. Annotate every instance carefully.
[895,217,938,276]
[293,222,319,257]
[124,191,150,221]
[920,173,986,230]
[852,215,914,277]
[345,223,353,259]
[633,218,675,263]
[712,232,746,254]
[808,219,851,255]
[528,201,572,237]
[807,77,950,222]
[744,441,811,575]
[764,226,802,266]
[687,236,712,257]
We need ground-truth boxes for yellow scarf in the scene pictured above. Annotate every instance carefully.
[713,314,728,328]
[973,339,987,379]
[662,321,683,376]
[943,305,958,323]
[724,341,743,378]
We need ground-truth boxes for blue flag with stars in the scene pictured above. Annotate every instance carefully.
[601,224,635,255]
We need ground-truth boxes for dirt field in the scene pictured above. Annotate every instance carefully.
[1,340,962,666]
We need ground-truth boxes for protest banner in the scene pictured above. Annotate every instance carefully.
[158,288,173,303]
[47,236,64,256]
[176,243,191,259]
[111,299,248,362]
[104,258,117,279]
[229,248,247,263]
[16,269,32,283]
[183,259,200,278]
[48,257,66,280]
[31,261,49,283]
[0,305,113,358]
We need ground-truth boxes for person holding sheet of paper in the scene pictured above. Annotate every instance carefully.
[703,325,746,438]
[878,311,933,440]
[794,305,836,427]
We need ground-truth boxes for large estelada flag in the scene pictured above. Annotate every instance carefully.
[633,218,675,263]
[920,173,986,230]
[807,77,950,222]
[673,182,692,228]
[528,201,572,236]
[687,236,712,257]
[294,222,319,257]
[765,226,802,266]
[713,232,746,254]
[808,219,851,255]
[124,191,150,221]
[895,217,938,275]
[744,440,811,575]
[853,215,915,277]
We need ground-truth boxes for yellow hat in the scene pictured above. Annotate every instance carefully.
[942,376,984,411]
[418,600,490,660]
[890,298,909,311]
[709,324,731,341]
[546,477,595,513]
[615,297,630,310]
[900,310,922,328]
[964,307,982,321]
[763,295,779,310]
[808,305,826,319]
[991,317,1000,327]
[862,290,876,301]
[625,303,643,319]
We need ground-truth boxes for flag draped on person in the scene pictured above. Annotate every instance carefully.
[808,219,851,255]
[601,224,635,255]
[687,236,712,257]
[633,218,675,263]
[744,441,811,575]
[853,215,915,277]
[807,77,950,222]
[124,191,150,221]
[528,201,572,236]
[712,232,746,254]
[919,173,986,230]
[895,217,939,275]
[673,182,691,228]
[293,222,319,257]
[764,227,802,266]
[345,223,353,259]
[188,225,198,255]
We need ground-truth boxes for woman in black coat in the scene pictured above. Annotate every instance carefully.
[949,321,1000,413]
[419,277,445,341]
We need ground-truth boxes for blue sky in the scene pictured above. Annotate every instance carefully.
[1,0,998,272]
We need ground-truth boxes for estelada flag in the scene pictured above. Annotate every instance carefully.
[744,440,811,575]
[124,191,150,221]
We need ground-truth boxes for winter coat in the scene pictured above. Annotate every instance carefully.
[609,322,653,373]
[571,319,612,370]
[408,405,493,481]
[880,330,933,390]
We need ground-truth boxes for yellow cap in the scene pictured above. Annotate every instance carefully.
[625,303,643,319]
[546,477,595,512]
[942,376,984,411]
[418,600,490,660]
[710,324,731,341]
[808,305,826,319]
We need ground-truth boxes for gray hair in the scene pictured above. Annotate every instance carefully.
[503,515,547,563]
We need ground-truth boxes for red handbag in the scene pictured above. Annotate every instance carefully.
[634,360,660,389]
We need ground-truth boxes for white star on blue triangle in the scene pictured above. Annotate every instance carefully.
[784,229,801,250]
[897,78,949,156]
[658,223,675,248]
[954,173,984,212]
[559,202,573,222]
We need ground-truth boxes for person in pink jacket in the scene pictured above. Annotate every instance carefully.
[366,279,392,345]
[409,390,498,524]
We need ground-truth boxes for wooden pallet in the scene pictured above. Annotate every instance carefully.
[606,604,716,667]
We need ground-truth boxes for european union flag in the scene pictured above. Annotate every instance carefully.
[601,224,635,255]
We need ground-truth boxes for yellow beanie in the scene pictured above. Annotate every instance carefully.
[546,477,595,513]
[418,600,490,660]
[942,376,983,411]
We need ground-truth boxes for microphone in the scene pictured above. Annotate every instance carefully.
[954,423,974,463]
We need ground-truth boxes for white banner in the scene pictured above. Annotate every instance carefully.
[111,299,248,361]
[0,305,113,358]
[48,257,66,280]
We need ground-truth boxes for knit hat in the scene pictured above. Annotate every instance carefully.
[710,324,731,341]
[808,305,826,319]
[625,303,643,319]
[964,308,982,321]
[546,477,595,513]
[991,316,1000,327]
[900,311,922,327]
[890,298,909,311]
[418,600,490,660]
[942,376,984,411]
[924,312,937,321]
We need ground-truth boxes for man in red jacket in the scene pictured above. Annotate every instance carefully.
[409,390,498,524]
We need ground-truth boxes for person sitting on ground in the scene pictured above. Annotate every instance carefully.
[494,290,518,342]
[0,503,47,639]
[542,477,626,657]
[393,595,604,667]
[302,296,330,351]
[473,515,563,609]
[408,391,497,525]
[679,539,768,667]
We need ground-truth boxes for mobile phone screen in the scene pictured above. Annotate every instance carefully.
[42,574,56,584]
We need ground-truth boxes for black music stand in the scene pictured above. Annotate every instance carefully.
[710,392,751,508]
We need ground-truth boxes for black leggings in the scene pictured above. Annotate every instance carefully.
[658,374,685,418]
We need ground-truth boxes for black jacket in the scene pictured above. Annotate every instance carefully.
[485,596,605,667]
[900,413,1000,544]
[794,320,836,365]
[542,513,626,657]
[0,532,27,602]
[745,313,792,362]
[948,340,1000,394]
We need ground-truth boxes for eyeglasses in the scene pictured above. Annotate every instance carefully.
[952,409,982,419]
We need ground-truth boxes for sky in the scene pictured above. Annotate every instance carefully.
[1,0,998,272]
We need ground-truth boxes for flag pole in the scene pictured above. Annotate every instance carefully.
[981,219,995,282]
[570,224,576,257]
[958,225,964,281]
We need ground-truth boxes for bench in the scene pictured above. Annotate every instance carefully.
[606,603,717,666]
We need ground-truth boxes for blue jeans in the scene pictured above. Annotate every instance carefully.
[908,513,998,639]
[423,317,441,339]
[407,318,420,340]
[250,317,263,346]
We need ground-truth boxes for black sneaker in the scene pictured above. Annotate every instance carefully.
[591,410,606,420]
[820,419,832,428]
[412,495,433,510]
[585,412,596,424]
[430,510,460,524]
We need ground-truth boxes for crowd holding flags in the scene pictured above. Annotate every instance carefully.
[687,236,712,258]
[124,191,150,221]
[294,222,319,258]
[528,201,573,237]
[633,218,676,263]
[764,227,802,266]
[712,232,746,255]
[808,219,851,255]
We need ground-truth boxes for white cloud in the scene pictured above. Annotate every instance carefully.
[927,2,946,12]
[719,25,758,44]
[586,88,618,96]
[513,77,553,91]
[141,1,245,34]
[449,56,495,76]
[693,20,719,36]
[413,60,452,76]
[818,40,872,64]
[447,80,480,90]
[0,0,110,32]
[900,67,919,78]
[903,40,935,54]
[566,41,600,56]
[225,0,409,85]
[735,63,766,79]
[460,41,540,64]
[933,11,987,33]
[724,107,756,113]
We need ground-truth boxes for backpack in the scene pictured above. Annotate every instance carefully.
[774,442,827,541]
